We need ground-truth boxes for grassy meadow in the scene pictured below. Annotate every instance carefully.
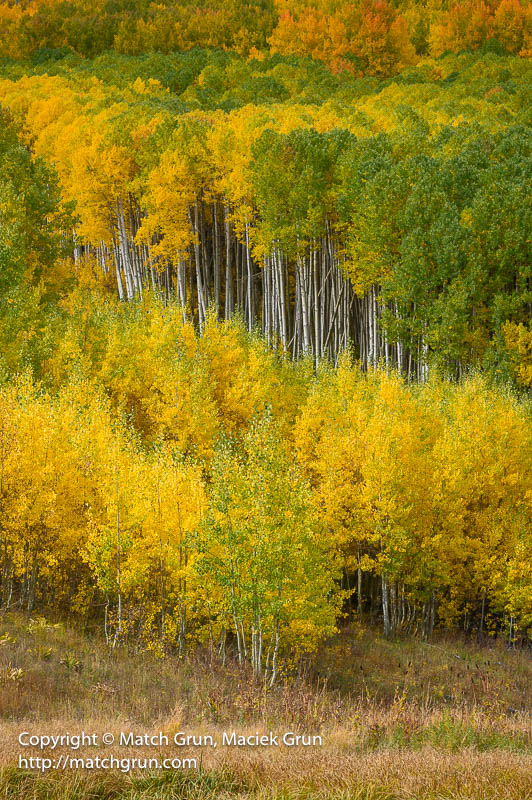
[0,613,530,799]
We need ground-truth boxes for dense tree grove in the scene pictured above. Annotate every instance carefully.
[0,0,530,68]
[0,47,530,380]
[0,7,530,670]
[0,293,530,663]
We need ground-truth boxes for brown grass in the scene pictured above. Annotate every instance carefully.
[0,750,530,799]
[0,613,530,799]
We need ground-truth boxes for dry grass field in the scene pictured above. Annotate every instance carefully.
[0,613,530,799]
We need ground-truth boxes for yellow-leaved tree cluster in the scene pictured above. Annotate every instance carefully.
[1,292,530,669]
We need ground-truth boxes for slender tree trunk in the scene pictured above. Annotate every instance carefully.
[382,575,390,637]
[224,206,233,320]
[114,471,122,648]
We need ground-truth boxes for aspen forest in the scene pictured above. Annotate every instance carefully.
[0,2,531,798]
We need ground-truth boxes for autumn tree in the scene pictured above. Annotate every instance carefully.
[195,413,339,678]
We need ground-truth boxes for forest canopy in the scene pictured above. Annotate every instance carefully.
[0,0,530,70]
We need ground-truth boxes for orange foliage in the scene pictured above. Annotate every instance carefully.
[430,0,531,56]
[494,0,532,55]
[351,1,417,76]
[0,0,529,73]
[269,0,416,75]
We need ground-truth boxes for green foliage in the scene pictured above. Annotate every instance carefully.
[0,110,68,293]
[195,413,340,672]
